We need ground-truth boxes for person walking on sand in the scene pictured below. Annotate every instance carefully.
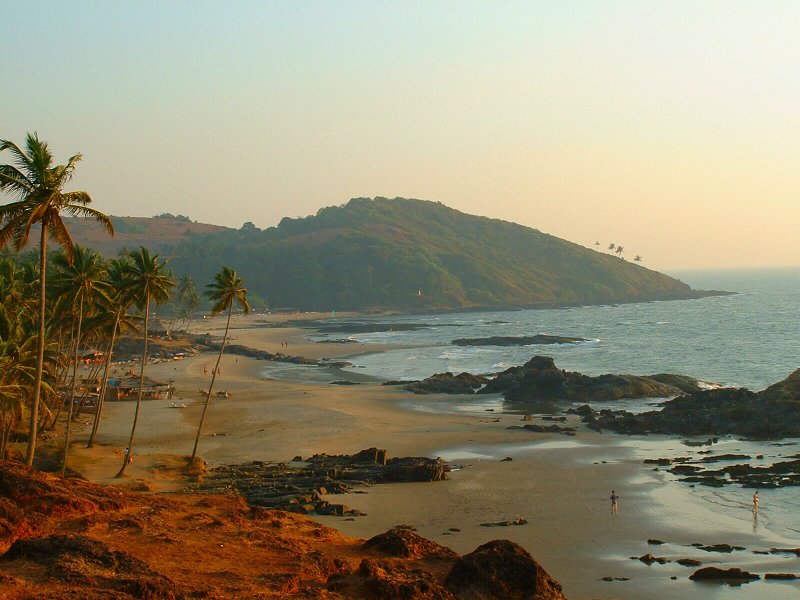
[610,490,619,514]
[752,491,759,513]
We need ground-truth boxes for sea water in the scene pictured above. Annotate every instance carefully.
[269,267,800,598]
[322,267,800,391]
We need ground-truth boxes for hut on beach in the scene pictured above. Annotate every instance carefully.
[106,376,171,400]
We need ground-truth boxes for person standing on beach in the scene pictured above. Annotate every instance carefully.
[610,490,619,514]
[752,491,759,512]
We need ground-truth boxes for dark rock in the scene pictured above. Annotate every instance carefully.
[578,384,800,439]
[355,558,454,599]
[689,567,760,583]
[764,573,798,580]
[770,547,800,556]
[444,540,568,600]
[363,528,457,559]
[646,373,705,394]
[677,559,702,566]
[697,453,751,463]
[451,334,587,347]
[196,449,448,514]
[480,517,528,527]
[330,380,359,385]
[1,534,181,597]
[404,372,489,395]
[481,355,683,405]
[500,457,513,462]
[647,539,665,545]
[696,544,745,553]
[507,424,576,436]
[638,553,669,565]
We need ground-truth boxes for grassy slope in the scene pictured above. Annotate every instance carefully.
[63,198,700,311]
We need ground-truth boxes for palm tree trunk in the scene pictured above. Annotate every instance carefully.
[26,226,48,466]
[191,302,232,461]
[46,325,75,431]
[88,308,121,448]
[61,296,84,476]
[116,294,149,477]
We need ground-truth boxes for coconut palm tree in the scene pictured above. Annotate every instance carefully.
[51,246,110,475]
[191,267,249,461]
[115,248,174,477]
[0,133,113,465]
[87,258,139,448]
[608,243,615,253]
[634,255,642,262]
[175,275,200,332]
[615,245,624,257]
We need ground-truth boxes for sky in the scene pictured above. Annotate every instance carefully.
[3,1,800,270]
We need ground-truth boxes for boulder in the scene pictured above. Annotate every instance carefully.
[363,528,457,559]
[404,372,489,395]
[451,335,587,347]
[480,356,682,405]
[444,540,568,599]
[689,567,760,582]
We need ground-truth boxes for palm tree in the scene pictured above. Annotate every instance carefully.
[87,258,139,448]
[115,248,175,478]
[191,267,249,461]
[0,133,113,465]
[52,246,110,475]
[594,241,600,250]
[175,275,200,332]
[634,255,642,262]
[615,245,624,257]
[608,243,615,253]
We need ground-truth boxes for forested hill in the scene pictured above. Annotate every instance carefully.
[147,197,708,311]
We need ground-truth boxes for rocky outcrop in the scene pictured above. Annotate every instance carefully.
[363,528,458,559]
[196,448,450,513]
[2,534,182,598]
[451,335,587,347]
[403,372,489,395]
[689,567,760,582]
[0,462,569,599]
[572,383,800,439]
[480,356,682,404]
[444,540,568,599]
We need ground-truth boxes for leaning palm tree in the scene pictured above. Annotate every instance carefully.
[615,245,624,256]
[52,246,110,475]
[0,133,113,465]
[87,258,139,448]
[608,243,615,252]
[634,255,642,262]
[115,248,175,478]
[190,267,249,461]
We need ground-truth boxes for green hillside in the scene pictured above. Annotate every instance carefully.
[149,197,710,311]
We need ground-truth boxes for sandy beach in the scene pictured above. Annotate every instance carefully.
[68,314,800,600]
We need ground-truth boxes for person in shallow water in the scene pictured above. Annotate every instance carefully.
[752,491,759,512]
[610,490,619,514]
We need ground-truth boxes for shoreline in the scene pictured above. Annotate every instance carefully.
[67,313,799,600]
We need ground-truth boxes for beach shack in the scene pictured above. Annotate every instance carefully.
[106,375,170,401]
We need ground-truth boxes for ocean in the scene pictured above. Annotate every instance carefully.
[318,267,800,392]
[265,267,800,599]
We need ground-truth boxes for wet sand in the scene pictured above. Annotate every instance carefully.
[69,314,800,600]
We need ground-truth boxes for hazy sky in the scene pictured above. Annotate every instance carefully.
[4,1,800,270]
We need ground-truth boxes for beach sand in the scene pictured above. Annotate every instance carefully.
[68,314,800,600]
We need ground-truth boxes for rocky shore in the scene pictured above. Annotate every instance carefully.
[571,367,800,439]
[193,448,449,516]
[0,461,569,599]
